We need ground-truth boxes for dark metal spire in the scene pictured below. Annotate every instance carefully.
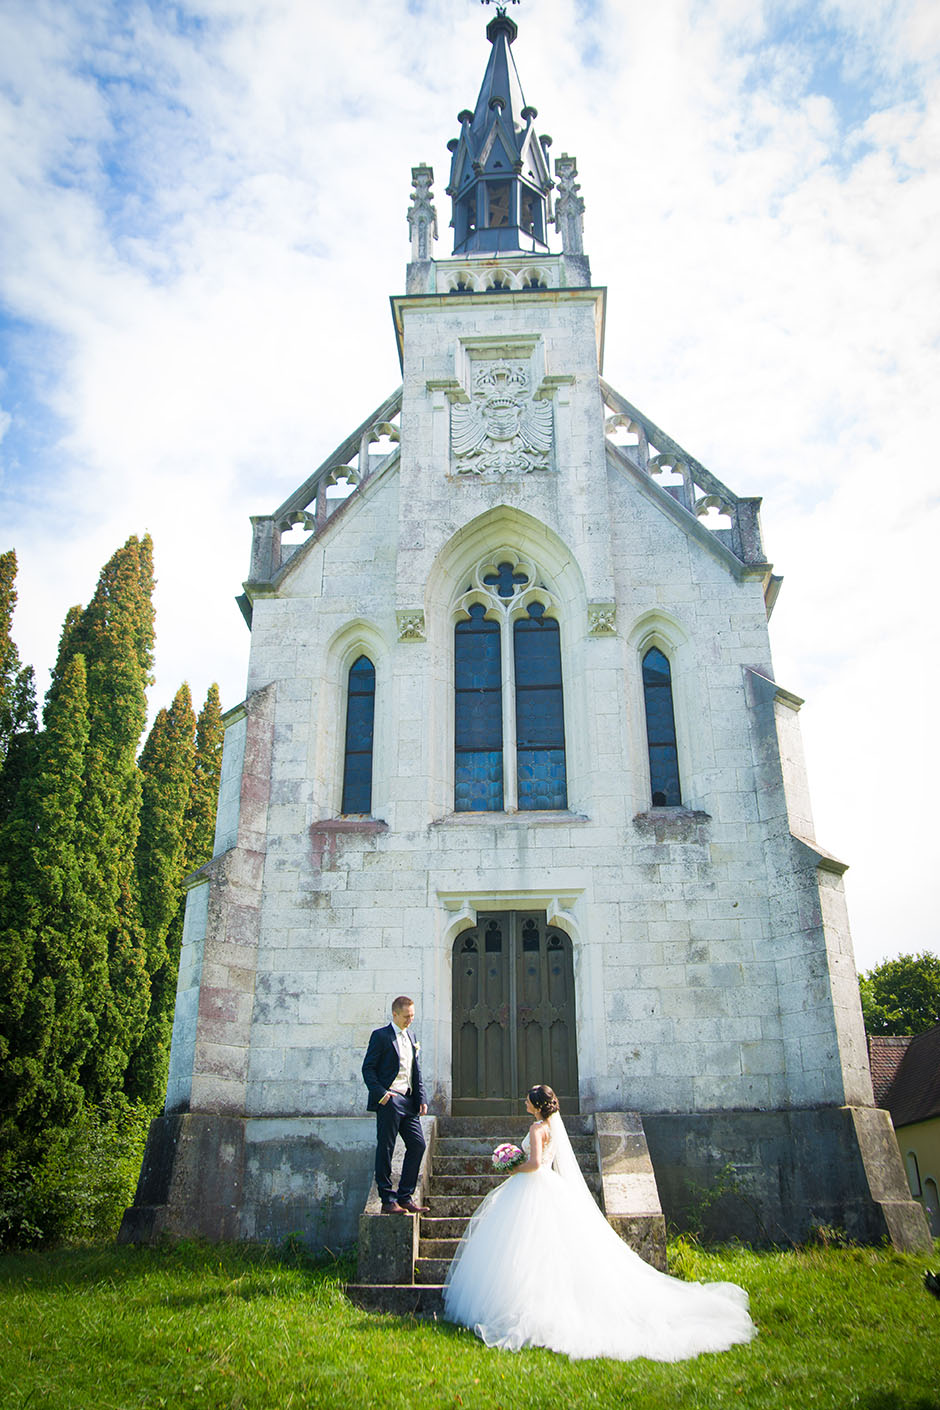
[446,8,553,256]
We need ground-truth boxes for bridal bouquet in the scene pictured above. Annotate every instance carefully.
[492,1142,524,1171]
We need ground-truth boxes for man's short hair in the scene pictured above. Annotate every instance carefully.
[391,995,415,1013]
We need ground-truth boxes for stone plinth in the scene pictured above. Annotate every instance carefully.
[643,1106,932,1249]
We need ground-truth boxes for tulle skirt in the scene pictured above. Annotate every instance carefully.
[443,1167,756,1361]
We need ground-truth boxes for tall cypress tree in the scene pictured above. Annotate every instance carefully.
[54,535,155,1105]
[131,682,224,1111]
[186,683,224,872]
[125,684,197,1107]
[0,551,38,822]
[0,652,92,1155]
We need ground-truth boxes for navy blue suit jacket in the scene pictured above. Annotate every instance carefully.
[362,1023,427,1113]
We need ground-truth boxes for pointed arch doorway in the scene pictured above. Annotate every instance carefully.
[452,912,579,1116]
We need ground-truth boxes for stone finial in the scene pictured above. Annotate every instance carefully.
[407,164,438,262]
[553,153,585,256]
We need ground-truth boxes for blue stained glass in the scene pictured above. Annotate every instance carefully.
[483,562,529,598]
[456,606,503,810]
[515,687,565,747]
[517,749,567,810]
[513,606,567,810]
[642,648,672,687]
[344,692,374,747]
[642,648,681,805]
[455,751,503,812]
[459,691,504,749]
[341,655,375,813]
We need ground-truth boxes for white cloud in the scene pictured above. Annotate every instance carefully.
[1,0,938,972]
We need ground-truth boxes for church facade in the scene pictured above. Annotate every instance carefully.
[122,9,928,1251]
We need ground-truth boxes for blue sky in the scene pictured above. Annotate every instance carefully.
[1,0,939,970]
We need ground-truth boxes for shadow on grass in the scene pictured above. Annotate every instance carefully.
[0,1240,353,1297]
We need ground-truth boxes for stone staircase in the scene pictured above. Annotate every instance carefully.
[347,1112,666,1317]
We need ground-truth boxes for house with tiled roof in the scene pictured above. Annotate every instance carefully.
[870,1026,940,1235]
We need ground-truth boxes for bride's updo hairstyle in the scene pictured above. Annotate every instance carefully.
[528,1084,559,1121]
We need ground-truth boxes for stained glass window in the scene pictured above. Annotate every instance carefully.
[340,655,375,814]
[642,647,681,806]
[513,603,567,810]
[455,605,504,811]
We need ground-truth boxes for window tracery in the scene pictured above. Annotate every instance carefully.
[453,551,567,812]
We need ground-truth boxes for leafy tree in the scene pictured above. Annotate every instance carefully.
[0,651,93,1216]
[0,551,38,820]
[135,682,224,1112]
[125,684,197,1106]
[49,535,156,1105]
[186,683,224,875]
[859,952,940,1035]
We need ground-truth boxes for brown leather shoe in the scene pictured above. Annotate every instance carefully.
[381,1201,408,1214]
[398,1198,429,1214]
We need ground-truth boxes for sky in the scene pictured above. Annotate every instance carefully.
[0,0,938,973]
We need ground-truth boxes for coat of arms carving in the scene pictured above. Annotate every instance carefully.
[451,361,553,475]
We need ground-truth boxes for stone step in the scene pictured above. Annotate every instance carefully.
[436,1114,594,1137]
[426,1194,485,1218]
[430,1170,602,1196]
[415,1257,451,1283]
[437,1131,596,1147]
[431,1173,507,1195]
[419,1216,470,1240]
[419,1237,461,1259]
[346,1283,444,1318]
[433,1152,595,1177]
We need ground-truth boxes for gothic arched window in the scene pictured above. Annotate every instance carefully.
[642,647,681,807]
[340,655,375,814]
[454,555,567,813]
[514,603,567,810]
[455,605,504,811]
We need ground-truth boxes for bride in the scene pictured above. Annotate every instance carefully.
[443,1084,757,1361]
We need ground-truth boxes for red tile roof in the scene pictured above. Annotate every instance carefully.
[883,1023,940,1128]
[868,1035,913,1108]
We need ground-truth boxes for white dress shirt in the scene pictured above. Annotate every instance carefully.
[388,1022,414,1095]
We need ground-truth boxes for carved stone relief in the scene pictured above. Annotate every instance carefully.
[451,360,553,475]
[396,609,426,643]
[587,602,617,636]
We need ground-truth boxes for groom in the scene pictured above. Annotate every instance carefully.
[361,995,429,1215]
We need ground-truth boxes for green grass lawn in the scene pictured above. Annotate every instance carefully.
[1,1238,938,1410]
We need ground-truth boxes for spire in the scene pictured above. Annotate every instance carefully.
[446,7,553,256]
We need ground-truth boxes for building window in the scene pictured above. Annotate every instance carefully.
[642,646,681,806]
[514,603,567,809]
[454,554,567,813]
[340,655,375,813]
[905,1150,922,1197]
[487,182,511,227]
[455,605,503,812]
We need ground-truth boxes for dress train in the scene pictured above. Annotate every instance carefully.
[443,1114,756,1361]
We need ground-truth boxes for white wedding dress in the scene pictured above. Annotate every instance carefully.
[443,1114,756,1361]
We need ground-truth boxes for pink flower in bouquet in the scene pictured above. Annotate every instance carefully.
[492,1142,524,1170]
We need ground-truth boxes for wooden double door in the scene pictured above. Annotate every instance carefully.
[452,912,579,1116]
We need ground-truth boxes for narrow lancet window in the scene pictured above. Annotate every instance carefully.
[514,603,567,810]
[455,604,504,811]
[340,655,375,814]
[642,647,681,806]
